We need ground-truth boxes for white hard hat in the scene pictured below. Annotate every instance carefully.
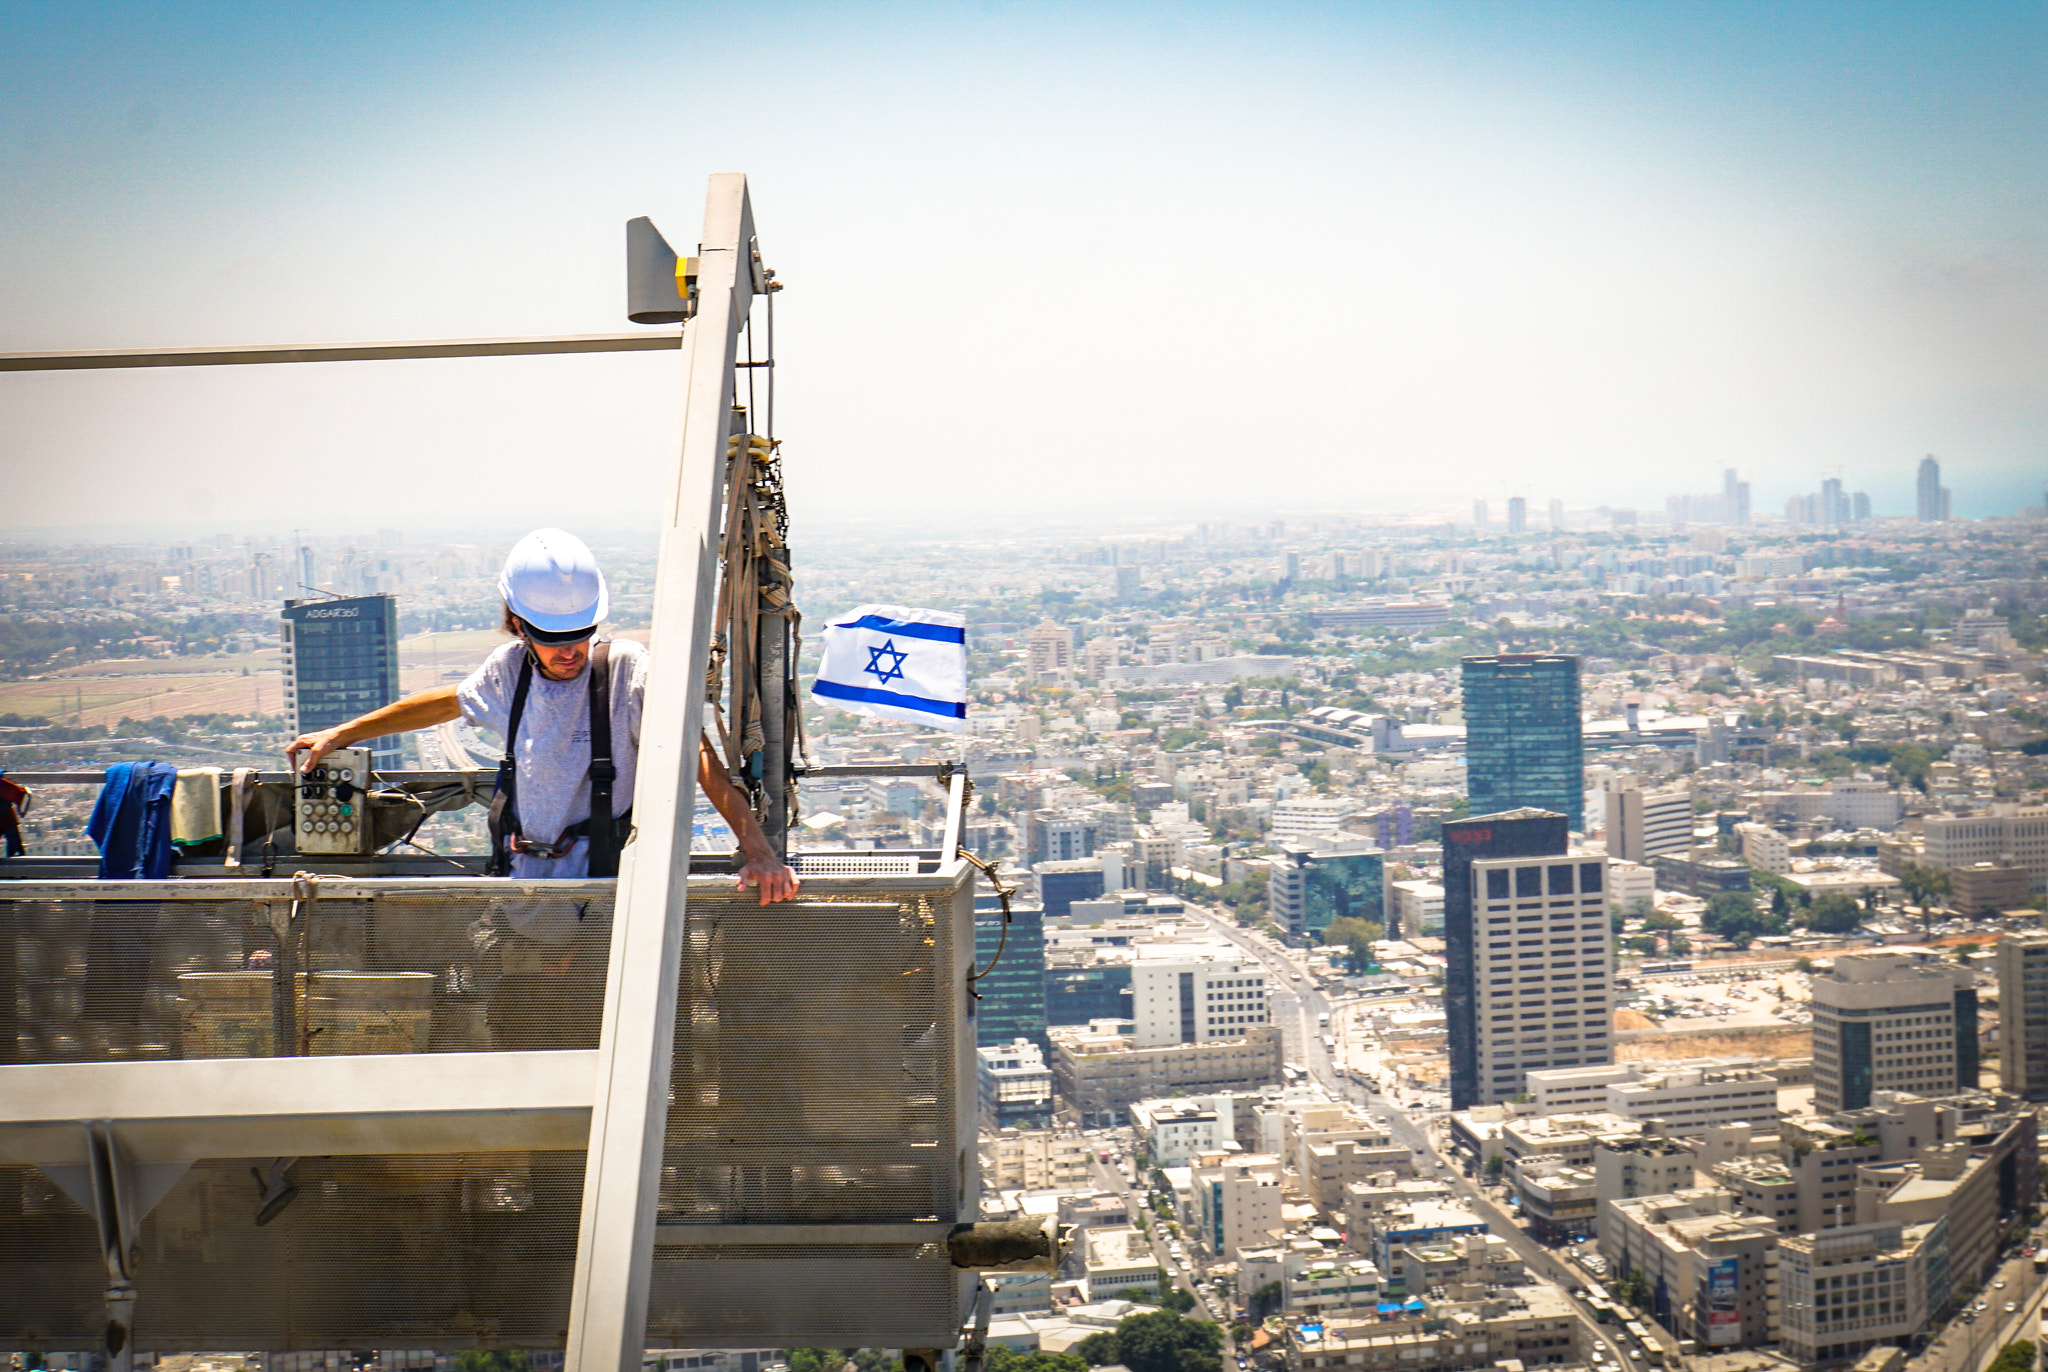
[499,528,608,636]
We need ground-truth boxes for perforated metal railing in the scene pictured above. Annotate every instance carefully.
[0,869,978,1349]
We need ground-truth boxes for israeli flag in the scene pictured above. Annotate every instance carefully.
[813,603,968,732]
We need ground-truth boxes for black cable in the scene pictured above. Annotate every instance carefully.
[961,848,1015,992]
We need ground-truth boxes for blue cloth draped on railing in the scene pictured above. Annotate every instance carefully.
[85,761,179,879]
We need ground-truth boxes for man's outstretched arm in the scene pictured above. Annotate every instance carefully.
[288,686,461,772]
[698,735,800,905]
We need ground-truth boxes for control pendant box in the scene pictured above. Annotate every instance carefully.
[297,746,373,854]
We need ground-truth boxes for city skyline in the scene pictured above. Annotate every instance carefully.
[5,4,2046,530]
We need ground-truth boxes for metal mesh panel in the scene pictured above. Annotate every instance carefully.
[1,1153,585,1346]
[0,876,973,1348]
[0,892,613,1067]
[649,1246,960,1345]
[664,893,956,1223]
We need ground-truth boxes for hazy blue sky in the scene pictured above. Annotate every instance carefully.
[4,2,2044,534]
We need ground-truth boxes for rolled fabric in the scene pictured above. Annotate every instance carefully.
[171,767,224,848]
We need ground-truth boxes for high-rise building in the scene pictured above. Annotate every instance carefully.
[281,594,401,766]
[1604,776,1694,864]
[1822,477,1847,525]
[1810,950,1979,1113]
[1025,620,1073,680]
[1506,497,1528,534]
[1548,498,1566,530]
[1997,931,2048,1100]
[1723,467,1751,525]
[1442,808,1612,1109]
[1917,455,1951,522]
[1462,654,1585,830]
[1473,500,1489,530]
[975,897,1048,1053]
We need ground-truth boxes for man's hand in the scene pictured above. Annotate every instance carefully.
[736,855,800,906]
[286,728,349,774]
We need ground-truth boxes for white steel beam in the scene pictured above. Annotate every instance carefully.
[0,1050,598,1165]
[0,331,681,371]
[564,173,757,1369]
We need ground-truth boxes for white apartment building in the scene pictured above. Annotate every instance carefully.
[1755,780,1905,832]
[1388,879,1444,935]
[1778,1219,1939,1367]
[1269,798,1360,845]
[1607,859,1656,914]
[1525,1063,1639,1113]
[1081,1224,1165,1299]
[983,1128,1095,1190]
[1737,823,1791,876]
[1130,1095,1236,1166]
[1129,946,1272,1049]
[1592,1135,1700,1233]
[1192,1154,1285,1260]
[1606,777,1694,864]
[1471,853,1615,1104]
[978,1039,1055,1128]
[1605,1065,1780,1132]
[1285,1256,1386,1318]
[1810,950,1979,1114]
[1925,804,2048,895]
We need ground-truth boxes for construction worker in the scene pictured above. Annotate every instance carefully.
[287,527,798,904]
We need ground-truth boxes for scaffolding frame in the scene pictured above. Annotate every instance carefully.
[0,175,986,1365]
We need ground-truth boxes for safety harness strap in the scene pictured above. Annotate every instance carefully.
[584,641,620,878]
[484,653,536,877]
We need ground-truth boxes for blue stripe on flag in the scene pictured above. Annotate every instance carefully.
[814,679,968,718]
[831,614,967,644]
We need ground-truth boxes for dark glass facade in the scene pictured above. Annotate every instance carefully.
[1045,963,1132,1024]
[1037,862,1106,917]
[1839,1020,1873,1110]
[282,595,401,765]
[1442,807,1571,1110]
[974,899,1048,1052]
[1301,851,1386,940]
[1956,988,1980,1090]
[1462,654,1585,831]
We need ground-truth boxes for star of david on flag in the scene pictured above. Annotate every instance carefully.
[813,603,968,732]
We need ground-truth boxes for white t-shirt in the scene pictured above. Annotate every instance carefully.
[458,637,647,879]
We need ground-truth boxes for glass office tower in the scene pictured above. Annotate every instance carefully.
[281,594,403,766]
[1462,653,1585,831]
[975,896,1049,1053]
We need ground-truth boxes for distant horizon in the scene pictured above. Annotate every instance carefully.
[3,478,2042,550]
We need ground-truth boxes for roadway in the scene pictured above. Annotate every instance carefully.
[1185,903,1643,1370]
[1914,1242,2047,1372]
[1085,1146,1238,1352]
